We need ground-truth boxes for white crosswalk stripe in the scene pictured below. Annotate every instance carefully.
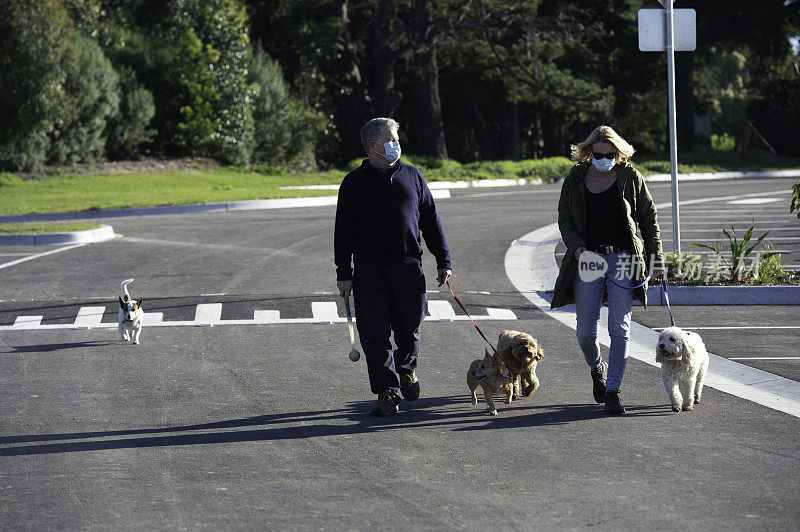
[0,300,518,331]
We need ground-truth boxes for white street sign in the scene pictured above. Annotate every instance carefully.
[638,9,697,52]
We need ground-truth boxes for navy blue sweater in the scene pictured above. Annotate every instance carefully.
[334,159,452,281]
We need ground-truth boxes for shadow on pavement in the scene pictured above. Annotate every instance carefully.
[0,395,671,456]
[4,341,114,353]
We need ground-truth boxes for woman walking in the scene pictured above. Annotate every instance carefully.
[551,125,664,414]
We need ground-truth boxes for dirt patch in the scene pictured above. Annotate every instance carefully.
[14,157,221,179]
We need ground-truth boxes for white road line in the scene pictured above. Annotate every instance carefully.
[143,312,164,325]
[194,303,222,326]
[729,357,800,361]
[12,316,43,328]
[428,300,457,321]
[253,310,281,323]
[74,307,106,328]
[312,302,340,323]
[0,243,89,270]
[726,198,783,205]
[0,302,518,331]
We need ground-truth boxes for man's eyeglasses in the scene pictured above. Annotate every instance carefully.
[592,152,616,160]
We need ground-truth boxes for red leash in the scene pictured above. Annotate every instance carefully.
[445,280,514,378]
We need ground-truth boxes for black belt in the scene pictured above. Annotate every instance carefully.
[589,244,627,255]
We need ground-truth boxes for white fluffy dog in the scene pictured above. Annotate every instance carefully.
[655,327,709,412]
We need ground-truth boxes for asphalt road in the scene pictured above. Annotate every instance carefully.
[1,177,798,530]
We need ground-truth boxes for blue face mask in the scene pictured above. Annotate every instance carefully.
[382,141,401,164]
[592,155,616,173]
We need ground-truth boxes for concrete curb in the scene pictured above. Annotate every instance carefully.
[0,190,451,223]
[644,285,800,305]
[280,178,534,191]
[0,224,116,246]
[647,169,799,181]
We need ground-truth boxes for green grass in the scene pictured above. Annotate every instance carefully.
[1,149,798,216]
[0,167,345,216]
[0,222,102,234]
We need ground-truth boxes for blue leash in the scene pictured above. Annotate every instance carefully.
[661,277,676,327]
[605,275,651,290]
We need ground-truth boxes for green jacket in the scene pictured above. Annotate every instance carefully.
[551,161,664,309]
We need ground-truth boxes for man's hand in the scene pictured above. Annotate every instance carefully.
[437,268,452,287]
[574,246,587,261]
[651,268,664,280]
[337,280,352,299]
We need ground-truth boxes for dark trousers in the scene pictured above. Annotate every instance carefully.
[352,261,427,395]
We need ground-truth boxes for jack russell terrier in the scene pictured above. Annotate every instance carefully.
[118,278,143,344]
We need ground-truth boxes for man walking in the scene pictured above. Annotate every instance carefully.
[334,117,452,416]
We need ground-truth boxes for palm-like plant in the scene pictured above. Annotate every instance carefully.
[690,220,779,280]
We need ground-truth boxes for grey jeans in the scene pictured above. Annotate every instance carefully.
[573,251,634,391]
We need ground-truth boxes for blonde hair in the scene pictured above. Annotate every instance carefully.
[570,125,635,163]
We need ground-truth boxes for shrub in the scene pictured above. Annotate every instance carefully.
[249,42,326,169]
[171,0,256,165]
[754,244,786,285]
[104,66,156,159]
[47,32,120,165]
[170,26,220,156]
[0,0,71,171]
[711,133,736,151]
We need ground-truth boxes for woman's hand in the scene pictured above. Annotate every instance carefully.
[574,246,587,261]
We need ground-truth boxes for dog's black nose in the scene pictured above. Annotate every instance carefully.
[659,343,665,349]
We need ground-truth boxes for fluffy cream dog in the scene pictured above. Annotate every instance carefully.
[467,349,515,415]
[655,327,709,412]
[496,330,544,398]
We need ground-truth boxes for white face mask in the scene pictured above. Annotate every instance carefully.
[592,155,616,173]
[381,141,401,164]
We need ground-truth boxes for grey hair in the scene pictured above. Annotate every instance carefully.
[360,117,399,153]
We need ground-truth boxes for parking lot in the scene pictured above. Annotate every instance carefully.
[1,176,798,529]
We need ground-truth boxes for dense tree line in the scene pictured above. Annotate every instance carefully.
[1,0,797,171]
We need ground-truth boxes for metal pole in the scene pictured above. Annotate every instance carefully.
[666,0,681,253]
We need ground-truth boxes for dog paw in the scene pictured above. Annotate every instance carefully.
[671,405,681,412]
[487,409,498,416]
[683,404,694,411]
[694,397,701,404]
[133,340,140,345]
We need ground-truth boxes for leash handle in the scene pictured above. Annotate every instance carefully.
[446,281,513,377]
[661,278,676,327]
